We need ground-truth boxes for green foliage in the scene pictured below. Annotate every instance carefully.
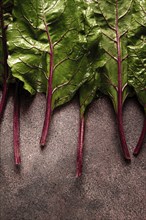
[128,39,146,112]
[1,0,146,112]
[7,0,89,110]
[84,0,136,111]
[79,72,100,116]
[128,0,146,113]
[0,0,13,85]
[0,0,146,166]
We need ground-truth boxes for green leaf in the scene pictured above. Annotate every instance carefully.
[79,72,100,116]
[128,39,146,112]
[0,0,13,85]
[84,0,146,160]
[8,0,89,109]
[85,0,140,111]
[79,41,103,115]
[79,11,104,115]
[127,0,146,112]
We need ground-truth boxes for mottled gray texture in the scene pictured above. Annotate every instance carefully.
[0,92,146,220]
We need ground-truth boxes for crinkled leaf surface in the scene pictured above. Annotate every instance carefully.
[0,0,13,85]
[79,73,102,122]
[79,43,103,115]
[128,0,146,112]
[79,72,100,116]
[8,0,89,109]
[79,12,105,115]
[85,0,138,111]
[128,39,146,112]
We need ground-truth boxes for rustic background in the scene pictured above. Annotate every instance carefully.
[0,91,146,220]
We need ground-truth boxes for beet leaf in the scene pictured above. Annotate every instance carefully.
[77,71,101,177]
[84,0,144,160]
[0,0,10,120]
[8,0,89,147]
[127,0,146,155]
[76,31,103,176]
[2,0,145,171]
[0,0,22,165]
[128,39,146,155]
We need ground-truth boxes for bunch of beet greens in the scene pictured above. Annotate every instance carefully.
[0,0,145,176]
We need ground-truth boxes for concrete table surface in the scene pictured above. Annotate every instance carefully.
[0,92,146,220]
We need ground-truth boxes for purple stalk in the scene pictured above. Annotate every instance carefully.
[40,19,54,147]
[115,0,131,160]
[133,117,146,156]
[0,79,8,119]
[76,115,85,177]
[0,2,9,120]
[13,83,21,165]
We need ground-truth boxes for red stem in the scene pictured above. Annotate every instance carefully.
[40,19,54,147]
[76,115,85,177]
[13,83,21,165]
[133,117,146,156]
[116,0,131,160]
[0,79,8,120]
[0,2,9,120]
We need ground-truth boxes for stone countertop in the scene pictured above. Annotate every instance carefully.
[0,92,146,220]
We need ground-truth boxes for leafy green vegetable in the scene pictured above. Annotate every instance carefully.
[0,0,13,81]
[76,72,101,177]
[8,0,89,146]
[8,0,89,98]
[0,0,145,172]
[0,0,13,119]
[128,0,146,155]
[80,73,100,116]
[76,9,107,176]
[0,0,21,165]
[128,3,146,113]
[84,0,145,160]
[128,40,146,155]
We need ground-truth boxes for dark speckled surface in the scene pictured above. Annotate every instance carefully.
[0,92,146,220]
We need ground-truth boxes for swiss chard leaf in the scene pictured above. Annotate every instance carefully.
[76,19,103,176]
[128,38,146,156]
[0,0,13,118]
[76,71,101,177]
[128,39,146,112]
[8,0,89,106]
[8,0,89,146]
[79,72,100,116]
[127,0,146,155]
[1,0,21,166]
[86,0,134,110]
[84,0,143,160]
[128,0,146,112]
